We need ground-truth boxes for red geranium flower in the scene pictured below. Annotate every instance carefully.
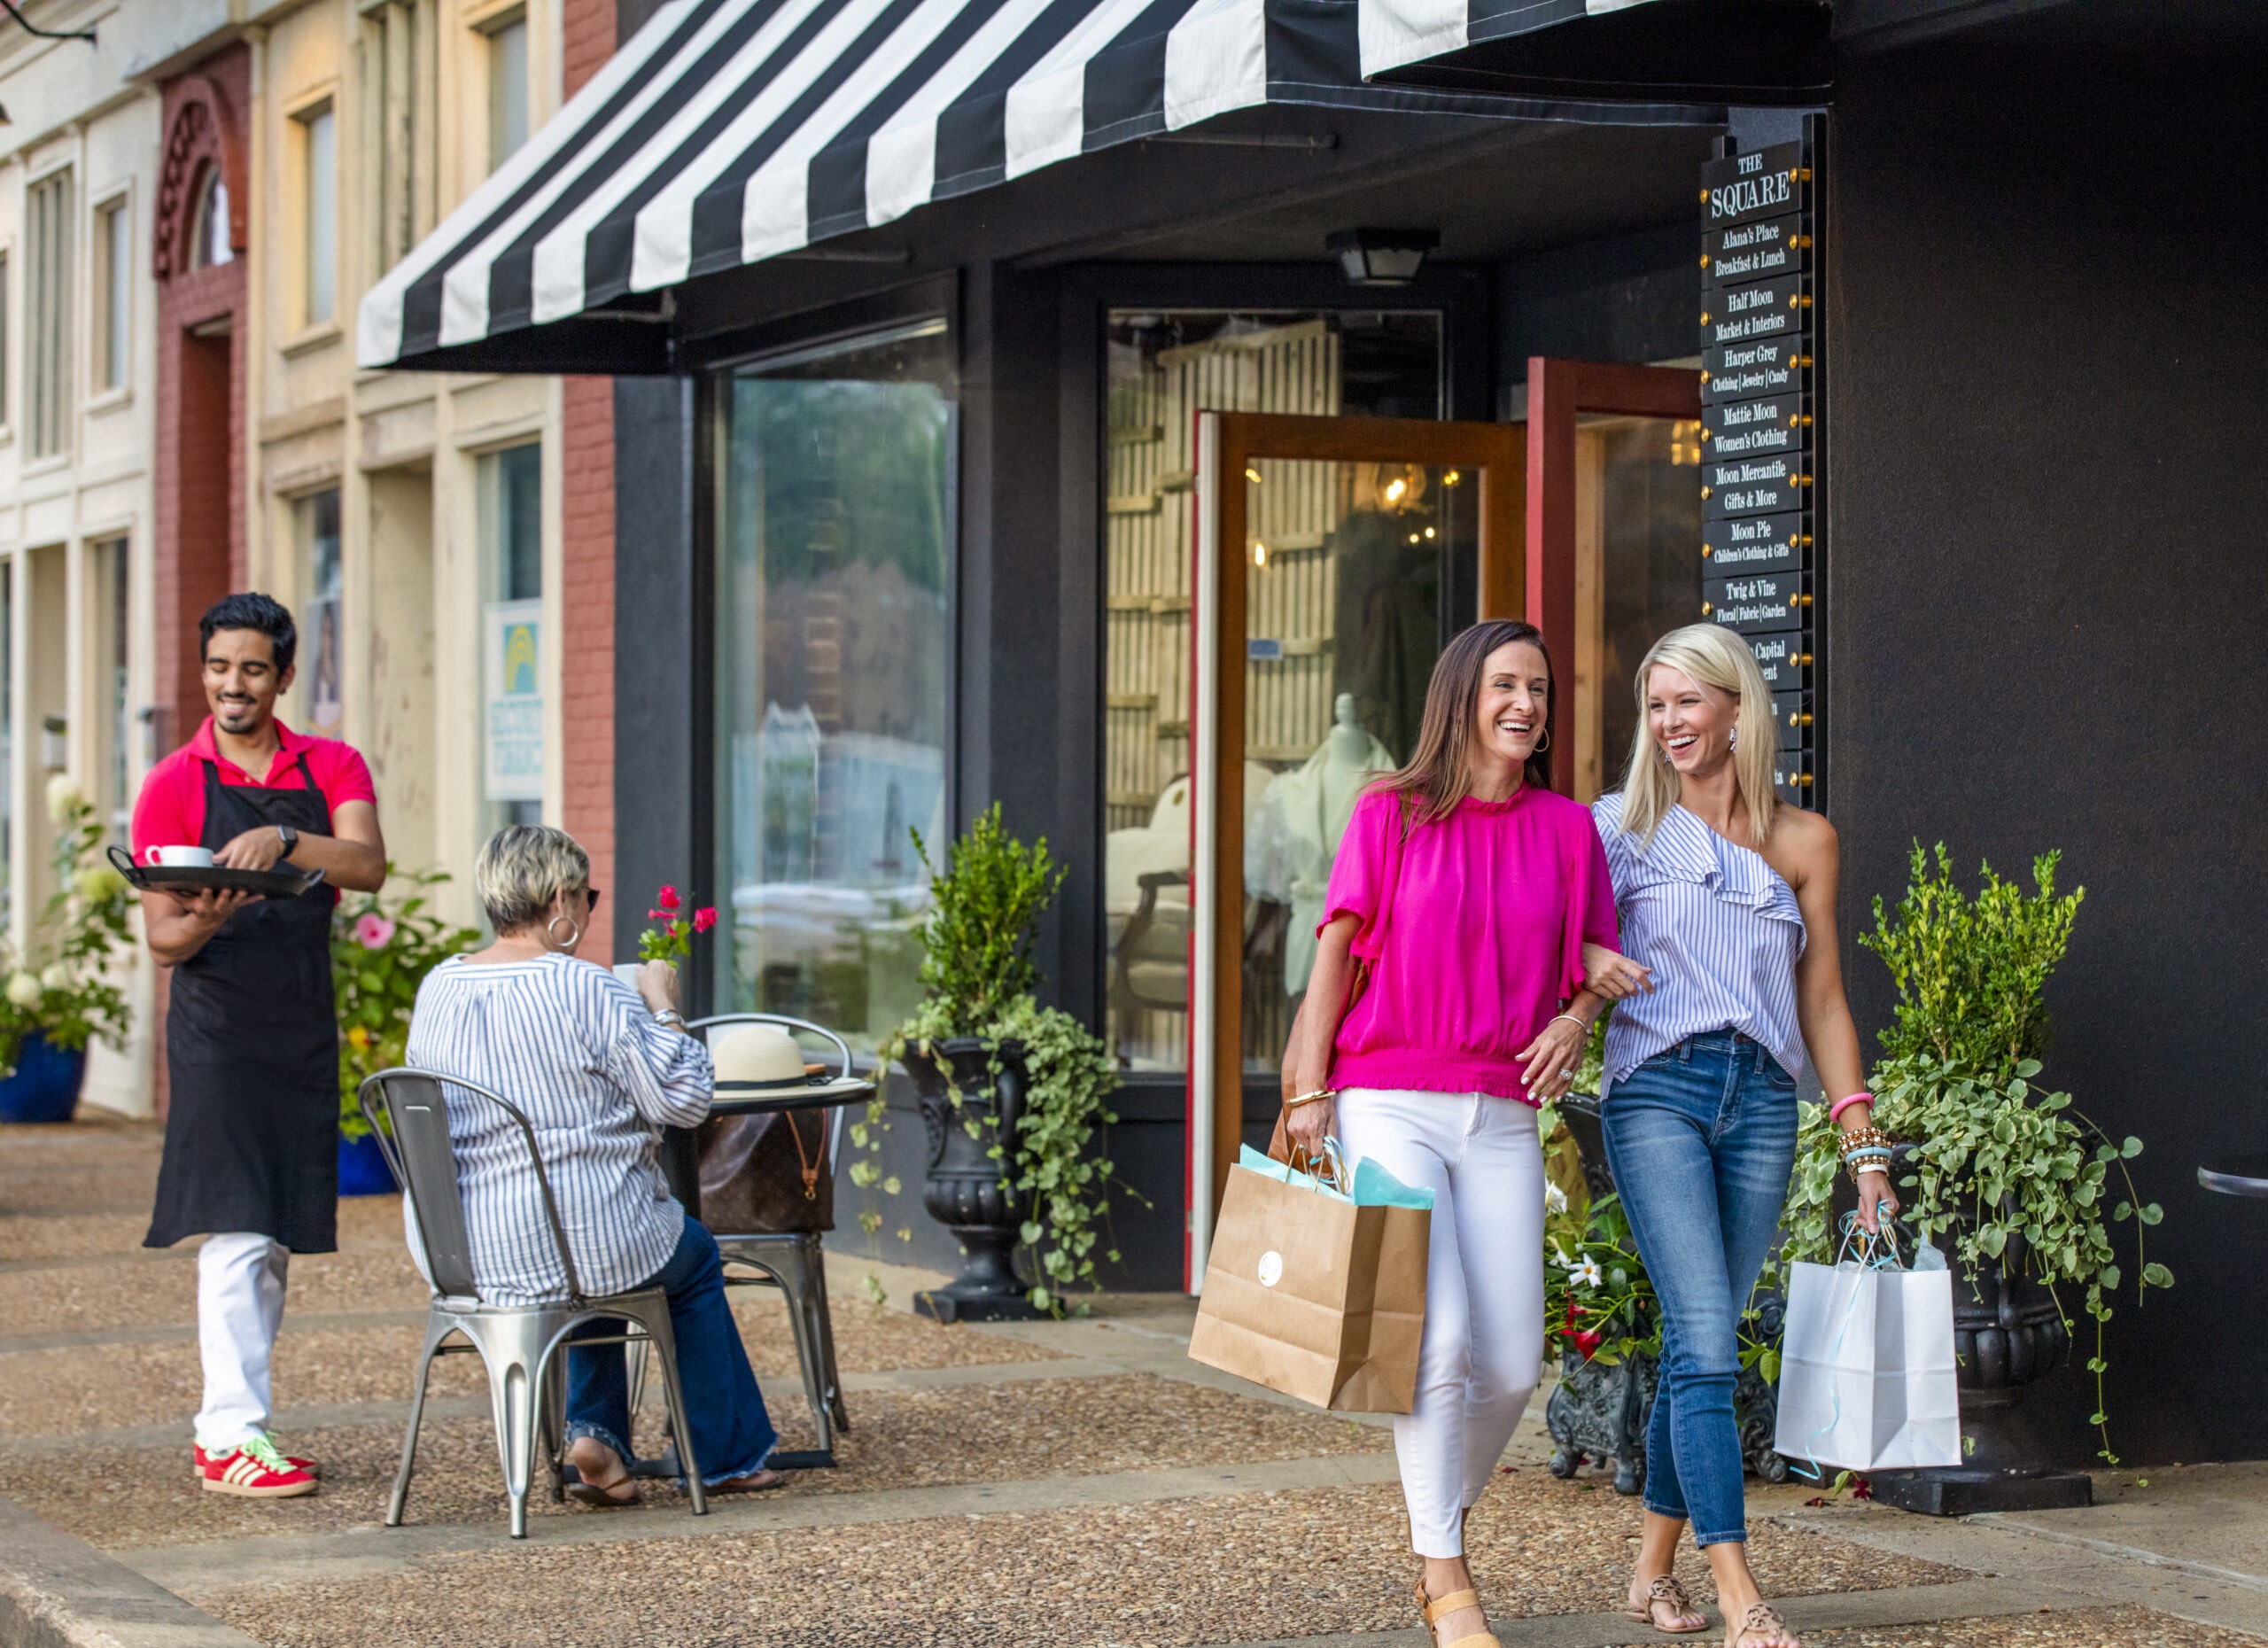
[656,885,681,913]
[692,906,718,934]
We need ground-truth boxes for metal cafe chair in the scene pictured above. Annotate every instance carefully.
[358,1069,709,1538]
[685,1014,857,1465]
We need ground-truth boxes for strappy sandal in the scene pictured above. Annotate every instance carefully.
[563,1437,642,1508]
[1414,1582,1502,1648]
[1627,1574,1710,1635]
[1727,1601,1800,1648]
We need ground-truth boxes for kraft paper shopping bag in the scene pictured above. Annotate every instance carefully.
[1774,1249,1962,1473]
[1188,1159,1430,1413]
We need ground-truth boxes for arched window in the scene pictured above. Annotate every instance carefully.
[188,163,232,269]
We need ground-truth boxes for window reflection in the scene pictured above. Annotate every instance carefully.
[1101,312,1441,1073]
[715,322,953,1052]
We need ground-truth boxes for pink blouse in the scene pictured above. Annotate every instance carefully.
[1319,785,1619,1105]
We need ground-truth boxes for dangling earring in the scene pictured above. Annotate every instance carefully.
[1728,724,1739,752]
[1534,724,1551,754]
[546,913,582,951]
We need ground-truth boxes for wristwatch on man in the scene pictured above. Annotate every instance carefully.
[276,825,299,861]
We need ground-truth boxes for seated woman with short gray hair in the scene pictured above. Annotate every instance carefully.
[404,823,783,1504]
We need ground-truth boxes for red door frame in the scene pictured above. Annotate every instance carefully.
[1525,358,1705,776]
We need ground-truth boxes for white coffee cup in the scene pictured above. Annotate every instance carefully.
[145,845,215,868]
[611,962,643,989]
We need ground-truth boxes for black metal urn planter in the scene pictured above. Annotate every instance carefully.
[905,1037,1039,1324]
[1866,1191,2091,1516]
[1545,1296,1792,1496]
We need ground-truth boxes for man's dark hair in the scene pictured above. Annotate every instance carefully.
[199,593,298,673]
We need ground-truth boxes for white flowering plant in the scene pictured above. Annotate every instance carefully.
[0,778,136,1072]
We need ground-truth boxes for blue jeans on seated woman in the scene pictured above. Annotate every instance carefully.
[1601,1030,1798,1546]
[563,1217,777,1484]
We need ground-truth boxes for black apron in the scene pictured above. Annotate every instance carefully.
[146,754,341,1253]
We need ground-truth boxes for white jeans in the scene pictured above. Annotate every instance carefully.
[1336,1088,1545,1559]
[196,1232,290,1453]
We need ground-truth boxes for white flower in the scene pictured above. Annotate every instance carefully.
[1550,1240,1576,1270]
[5,971,43,1008]
[1571,1257,1604,1289]
[38,964,70,992]
[45,774,84,824]
[1545,1180,1568,1215]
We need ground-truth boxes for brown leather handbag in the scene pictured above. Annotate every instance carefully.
[695,1107,835,1235]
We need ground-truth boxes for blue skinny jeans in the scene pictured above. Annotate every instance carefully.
[1602,1030,1798,1546]
[563,1217,778,1485]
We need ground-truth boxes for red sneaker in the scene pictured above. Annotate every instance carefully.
[202,1434,317,1498]
[195,1439,318,1480]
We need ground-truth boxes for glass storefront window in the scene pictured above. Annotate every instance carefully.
[1572,414,1705,800]
[714,320,953,1053]
[478,444,543,845]
[298,489,344,740]
[1102,311,1441,1072]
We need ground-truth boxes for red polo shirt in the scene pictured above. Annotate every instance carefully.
[132,717,377,863]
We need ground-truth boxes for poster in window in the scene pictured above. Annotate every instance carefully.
[484,599,541,802]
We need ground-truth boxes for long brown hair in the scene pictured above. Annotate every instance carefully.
[1373,619,1555,828]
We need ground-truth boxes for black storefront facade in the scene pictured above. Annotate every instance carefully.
[363,0,2268,1468]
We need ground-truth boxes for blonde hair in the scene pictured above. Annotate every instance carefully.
[1613,624,1779,849]
[474,825,590,935]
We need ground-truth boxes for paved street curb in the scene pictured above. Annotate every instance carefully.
[0,1495,259,1648]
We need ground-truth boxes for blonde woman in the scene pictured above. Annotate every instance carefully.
[1582,626,1895,1648]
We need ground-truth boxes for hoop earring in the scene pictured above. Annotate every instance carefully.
[546,913,582,951]
[1534,724,1551,754]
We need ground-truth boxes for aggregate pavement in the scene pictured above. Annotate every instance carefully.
[3,1114,2261,1648]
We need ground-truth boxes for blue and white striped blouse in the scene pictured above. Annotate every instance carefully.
[403,954,714,1305]
[1591,793,1808,1088]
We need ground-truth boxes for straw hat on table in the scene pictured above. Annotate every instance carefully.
[709,1023,869,1104]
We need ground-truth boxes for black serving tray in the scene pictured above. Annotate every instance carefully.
[107,846,327,900]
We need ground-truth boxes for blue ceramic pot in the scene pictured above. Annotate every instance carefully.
[0,1032,89,1124]
[338,1129,398,1196]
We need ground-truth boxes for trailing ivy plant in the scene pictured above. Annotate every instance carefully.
[853,804,1133,1316]
[1778,843,2171,1463]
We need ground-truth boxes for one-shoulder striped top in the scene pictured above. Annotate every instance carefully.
[1590,793,1808,1088]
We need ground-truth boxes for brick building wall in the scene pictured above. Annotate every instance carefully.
[151,51,251,760]
[148,48,252,1117]
[561,0,617,960]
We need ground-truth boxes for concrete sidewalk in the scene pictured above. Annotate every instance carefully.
[2,1116,2262,1648]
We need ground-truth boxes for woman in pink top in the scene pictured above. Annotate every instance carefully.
[1283,619,1618,1648]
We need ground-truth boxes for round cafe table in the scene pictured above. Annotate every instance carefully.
[2197,1153,2268,1199]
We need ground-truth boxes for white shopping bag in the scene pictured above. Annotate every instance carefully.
[1774,1233,1961,1473]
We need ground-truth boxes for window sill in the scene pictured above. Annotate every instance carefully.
[84,386,132,417]
[280,322,343,360]
[19,450,73,478]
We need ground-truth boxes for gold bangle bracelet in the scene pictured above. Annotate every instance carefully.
[1285,1088,1337,1110]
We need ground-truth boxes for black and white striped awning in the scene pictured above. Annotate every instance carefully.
[360,0,1725,370]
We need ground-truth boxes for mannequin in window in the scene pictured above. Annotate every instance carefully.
[1247,693,1395,1000]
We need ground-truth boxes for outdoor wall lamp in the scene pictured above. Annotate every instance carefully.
[1326,227,1439,287]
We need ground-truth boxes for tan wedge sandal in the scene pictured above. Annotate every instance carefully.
[1627,1574,1710,1635]
[1415,1582,1502,1648]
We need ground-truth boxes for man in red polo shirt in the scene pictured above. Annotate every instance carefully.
[133,594,387,1499]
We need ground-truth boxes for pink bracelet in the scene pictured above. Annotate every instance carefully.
[1829,1092,1874,1123]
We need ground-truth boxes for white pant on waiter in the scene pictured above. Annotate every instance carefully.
[197,1232,290,1453]
[1336,1087,1545,1559]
